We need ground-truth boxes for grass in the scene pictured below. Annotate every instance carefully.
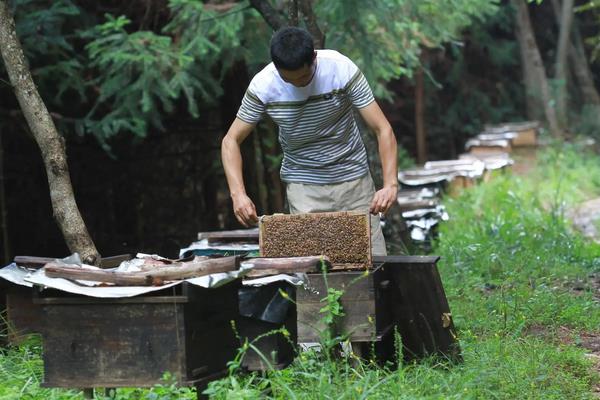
[1,141,600,399]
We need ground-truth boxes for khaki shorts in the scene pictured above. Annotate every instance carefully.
[286,174,387,256]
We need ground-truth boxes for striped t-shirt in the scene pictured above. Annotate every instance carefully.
[237,50,375,185]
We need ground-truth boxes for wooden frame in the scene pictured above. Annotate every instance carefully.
[259,211,372,269]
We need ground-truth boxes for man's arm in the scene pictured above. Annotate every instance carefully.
[221,117,259,227]
[357,101,398,215]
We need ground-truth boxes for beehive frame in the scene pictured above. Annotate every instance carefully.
[259,211,372,269]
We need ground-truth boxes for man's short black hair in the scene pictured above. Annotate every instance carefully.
[270,27,314,70]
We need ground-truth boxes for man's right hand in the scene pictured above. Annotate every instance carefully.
[232,193,258,227]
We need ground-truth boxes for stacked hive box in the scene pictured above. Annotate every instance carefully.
[185,227,297,372]
[259,211,386,345]
[36,282,240,393]
[483,121,539,147]
[258,214,461,362]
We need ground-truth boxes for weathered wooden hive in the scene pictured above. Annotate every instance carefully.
[257,211,460,362]
[465,138,512,154]
[483,121,539,147]
[35,281,240,391]
[259,211,380,344]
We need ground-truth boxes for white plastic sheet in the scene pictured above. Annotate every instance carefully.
[0,260,252,298]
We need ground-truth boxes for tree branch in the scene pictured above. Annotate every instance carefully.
[299,0,324,48]
[289,0,299,26]
[248,0,286,31]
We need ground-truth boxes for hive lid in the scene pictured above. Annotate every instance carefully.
[259,211,372,269]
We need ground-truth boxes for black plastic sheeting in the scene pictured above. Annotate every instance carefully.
[238,282,295,324]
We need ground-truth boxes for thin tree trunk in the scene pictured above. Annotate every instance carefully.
[0,2,99,264]
[249,0,285,31]
[516,16,544,122]
[288,0,299,26]
[512,0,563,137]
[299,0,325,48]
[550,0,600,106]
[0,125,9,264]
[415,63,427,164]
[571,25,600,105]
[554,0,574,126]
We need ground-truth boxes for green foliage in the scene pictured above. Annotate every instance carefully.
[534,140,600,204]
[318,0,500,99]
[81,14,197,138]
[317,283,346,358]
[10,0,80,57]
[8,0,87,105]
[0,337,83,399]
[397,145,416,170]
[164,0,247,72]
[571,104,600,140]
[426,4,525,153]
[77,1,270,141]
[3,0,502,140]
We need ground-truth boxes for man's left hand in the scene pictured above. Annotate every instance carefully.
[369,185,398,215]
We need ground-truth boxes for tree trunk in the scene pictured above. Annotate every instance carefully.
[415,63,427,164]
[288,0,299,26]
[0,2,99,264]
[554,0,574,127]
[550,0,600,107]
[517,22,544,122]
[299,0,325,48]
[571,25,600,106]
[512,0,563,137]
[0,125,9,265]
[249,0,285,31]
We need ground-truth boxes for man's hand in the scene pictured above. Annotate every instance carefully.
[369,184,398,215]
[232,193,259,227]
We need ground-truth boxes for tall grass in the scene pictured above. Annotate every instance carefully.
[1,143,600,399]
[201,144,600,399]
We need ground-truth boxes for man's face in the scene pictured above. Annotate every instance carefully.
[277,62,316,87]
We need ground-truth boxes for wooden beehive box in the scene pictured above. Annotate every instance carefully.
[238,282,297,371]
[35,282,240,390]
[484,121,539,147]
[259,211,372,269]
[4,286,43,344]
[296,263,393,343]
[399,167,479,197]
[373,255,461,361]
[466,138,512,154]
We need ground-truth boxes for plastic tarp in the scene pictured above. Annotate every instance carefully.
[0,254,252,298]
[179,239,259,258]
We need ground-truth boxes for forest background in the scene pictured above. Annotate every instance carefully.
[1,0,599,262]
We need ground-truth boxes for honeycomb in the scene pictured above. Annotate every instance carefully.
[259,211,371,267]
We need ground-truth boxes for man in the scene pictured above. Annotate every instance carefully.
[221,27,397,255]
